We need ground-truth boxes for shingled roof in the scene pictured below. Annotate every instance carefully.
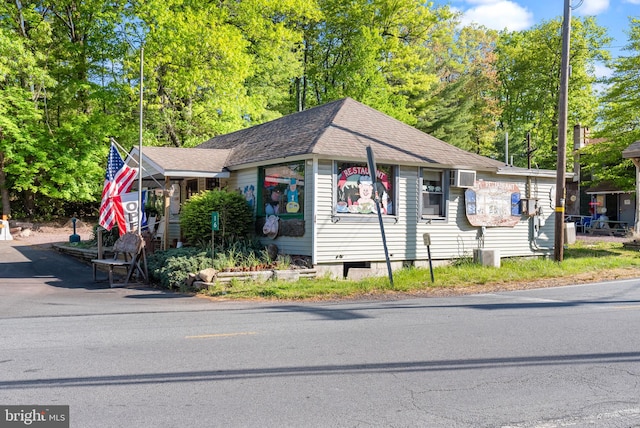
[622,140,640,159]
[129,146,232,179]
[198,97,505,171]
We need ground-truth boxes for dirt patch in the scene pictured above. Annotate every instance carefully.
[10,220,95,246]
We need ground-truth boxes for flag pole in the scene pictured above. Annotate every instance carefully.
[111,137,164,189]
[137,46,144,233]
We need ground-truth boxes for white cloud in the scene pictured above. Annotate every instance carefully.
[575,0,609,15]
[594,62,612,79]
[458,1,534,31]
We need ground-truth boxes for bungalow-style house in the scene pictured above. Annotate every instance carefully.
[567,125,636,229]
[131,98,559,278]
[622,140,640,232]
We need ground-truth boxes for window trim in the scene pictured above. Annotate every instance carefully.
[257,161,305,219]
[420,168,449,221]
[186,179,199,200]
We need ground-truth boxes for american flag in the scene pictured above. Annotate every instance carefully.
[99,143,138,233]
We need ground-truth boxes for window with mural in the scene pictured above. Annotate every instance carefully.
[259,162,304,217]
[421,169,448,219]
[335,162,394,215]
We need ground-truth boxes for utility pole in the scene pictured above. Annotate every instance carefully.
[554,0,571,261]
[526,132,536,170]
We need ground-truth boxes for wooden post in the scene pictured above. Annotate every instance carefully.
[97,227,104,259]
[164,176,170,251]
[632,158,640,234]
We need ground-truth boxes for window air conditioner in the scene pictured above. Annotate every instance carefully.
[452,170,476,188]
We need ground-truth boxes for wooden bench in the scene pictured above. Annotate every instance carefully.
[91,232,148,287]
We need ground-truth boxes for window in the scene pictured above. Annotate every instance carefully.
[421,169,447,219]
[186,179,198,199]
[205,178,220,190]
[335,162,395,215]
[258,162,304,217]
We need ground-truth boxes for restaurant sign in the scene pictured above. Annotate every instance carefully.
[464,181,521,227]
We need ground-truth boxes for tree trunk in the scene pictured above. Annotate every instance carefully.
[23,190,35,217]
[0,152,11,217]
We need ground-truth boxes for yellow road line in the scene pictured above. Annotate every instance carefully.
[186,332,258,339]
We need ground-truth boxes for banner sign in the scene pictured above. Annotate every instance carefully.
[121,190,147,232]
[465,181,521,227]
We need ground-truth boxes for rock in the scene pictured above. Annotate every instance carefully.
[12,222,34,229]
[17,228,31,238]
[198,268,218,283]
[186,273,197,287]
[266,244,279,261]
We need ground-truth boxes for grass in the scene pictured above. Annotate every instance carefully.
[200,240,640,301]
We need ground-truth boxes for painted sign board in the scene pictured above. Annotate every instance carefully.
[465,181,521,227]
[211,212,219,231]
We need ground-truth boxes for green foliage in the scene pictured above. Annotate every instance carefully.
[298,0,449,122]
[416,22,501,157]
[197,241,640,300]
[147,237,275,289]
[0,0,630,221]
[587,17,640,190]
[179,189,254,246]
[90,224,120,247]
[496,17,610,169]
[147,247,212,289]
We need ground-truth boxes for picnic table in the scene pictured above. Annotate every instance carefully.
[584,218,630,237]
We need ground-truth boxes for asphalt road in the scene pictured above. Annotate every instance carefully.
[1,240,640,427]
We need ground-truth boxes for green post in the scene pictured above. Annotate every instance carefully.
[211,212,219,266]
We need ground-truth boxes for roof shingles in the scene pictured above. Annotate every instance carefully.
[198,98,505,170]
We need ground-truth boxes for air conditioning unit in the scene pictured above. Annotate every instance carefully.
[452,170,476,188]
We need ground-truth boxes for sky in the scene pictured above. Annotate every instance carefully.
[431,0,639,60]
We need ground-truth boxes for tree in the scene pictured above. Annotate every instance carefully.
[496,17,609,169]
[0,24,53,217]
[297,0,450,123]
[415,22,501,157]
[0,0,129,218]
[129,0,318,148]
[582,17,640,191]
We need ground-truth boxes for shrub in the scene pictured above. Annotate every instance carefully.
[180,189,254,246]
[90,224,119,246]
[148,247,212,290]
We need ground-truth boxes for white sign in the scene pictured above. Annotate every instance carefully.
[121,191,147,232]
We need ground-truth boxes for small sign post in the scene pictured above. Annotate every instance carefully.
[366,146,393,287]
[423,233,434,283]
[211,212,219,264]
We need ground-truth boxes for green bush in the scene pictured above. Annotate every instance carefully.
[90,224,119,246]
[147,247,212,290]
[180,189,254,246]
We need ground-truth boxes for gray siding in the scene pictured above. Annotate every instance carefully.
[228,169,259,216]
[233,165,314,256]
[314,162,556,265]
[315,161,414,263]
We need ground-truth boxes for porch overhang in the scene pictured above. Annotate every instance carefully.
[127,146,232,184]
